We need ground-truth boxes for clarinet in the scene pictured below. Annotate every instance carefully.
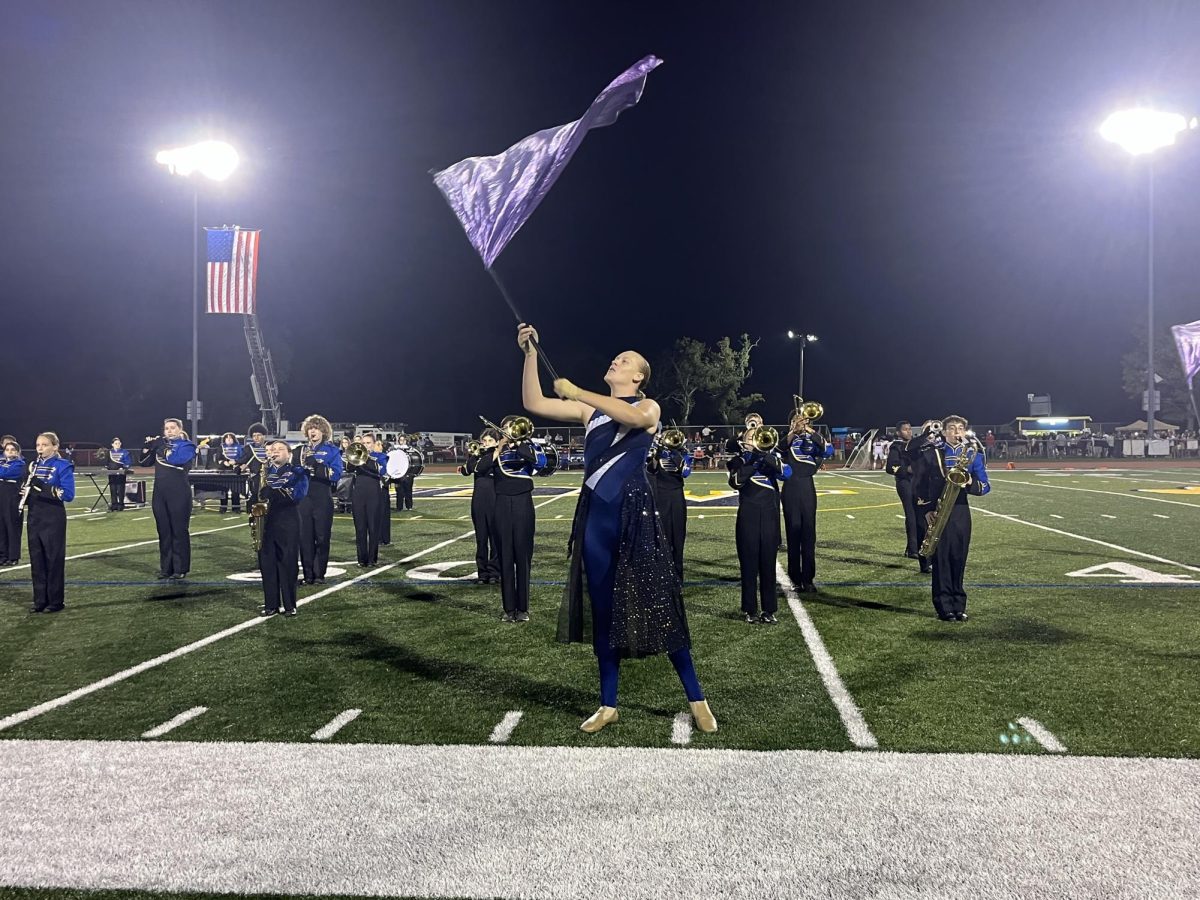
[17,456,44,513]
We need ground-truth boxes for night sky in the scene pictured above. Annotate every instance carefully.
[6,0,1200,443]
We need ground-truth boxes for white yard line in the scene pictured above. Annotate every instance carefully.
[2,522,248,574]
[132,516,150,521]
[1154,514,1170,519]
[1050,514,1064,519]
[1017,717,1067,753]
[670,712,692,746]
[311,709,362,741]
[974,509,1200,574]
[992,477,1200,508]
[777,563,877,749]
[223,515,242,521]
[1101,514,1117,519]
[488,711,524,744]
[141,707,207,739]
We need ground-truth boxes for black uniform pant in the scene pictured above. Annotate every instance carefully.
[471,480,500,581]
[931,504,971,618]
[736,500,780,615]
[0,482,21,562]
[107,472,127,511]
[895,478,919,555]
[378,488,392,545]
[396,476,414,510]
[260,507,300,613]
[494,492,534,613]
[781,475,817,588]
[28,500,66,611]
[352,476,382,565]
[299,483,334,581]
[153,477,191,576]
[655,483,687,582]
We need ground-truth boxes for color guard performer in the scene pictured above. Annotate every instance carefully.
[216,432,244,514]
[459,428,500,584]
[518,323,714,735]
[781,409,828,593]
[885,421,919,560]
[912,415,990,622]
[258,439,309,616]
[0,438,27,566]
[295,414,343,585]
[493,417,539,622]
[647,427,692,582]
[23,432,75,613]
[104,438,132,511]
[142,419,196,580]
[728,422,791,623]
[346,435,384,567]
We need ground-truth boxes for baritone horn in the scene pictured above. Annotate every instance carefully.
[344,441,370,466]
[657,427,687,451]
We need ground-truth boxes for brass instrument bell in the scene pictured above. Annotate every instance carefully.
[344,441,370,466]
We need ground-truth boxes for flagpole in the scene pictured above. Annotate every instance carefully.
[486,266,561,383]
[191,188,199,440]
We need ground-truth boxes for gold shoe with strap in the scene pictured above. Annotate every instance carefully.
[690,699,718,733]
[580,706,619,733]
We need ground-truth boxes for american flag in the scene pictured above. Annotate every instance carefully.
[205,226,260,314]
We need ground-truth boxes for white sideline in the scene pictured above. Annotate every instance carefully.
[1,522,248,574]
[0,490,580,733]
[1018,717,1067,753]
[777,563,878,749]
[670,712,692,746]
[992,477,1200,508]
[311,709,362,741]
[142,707,207,739]
[975,509,1200,574]
[488,711,523,744]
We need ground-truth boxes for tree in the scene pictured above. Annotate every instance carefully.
[657,333,763,425]
[1121,323,1194,427]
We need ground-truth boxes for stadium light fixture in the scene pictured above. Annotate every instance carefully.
[787,330,819,398]
[1100,107,1196,445]
[155,140,240,181]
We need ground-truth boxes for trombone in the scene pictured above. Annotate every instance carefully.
[479,414,533,443]
[789,396,824,435]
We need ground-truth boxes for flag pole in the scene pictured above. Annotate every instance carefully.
[486,266,561,383]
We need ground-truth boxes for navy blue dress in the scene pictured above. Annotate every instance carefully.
[557,399,702,706]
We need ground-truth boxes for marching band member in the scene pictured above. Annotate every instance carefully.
[216,432,244,514]
[459,429,500,584]
[24,432,75,613]
[393,433,416,511]
[493,416,539,622]
[519,323,715,735]
[142,418,196,580]
[729,423,791,623]
[781,411,828,594]
[885,421,919,560]
[0,438,27,566]
[258,439,309,616]
[104,438,132,512]
[912,415,990,622]
[295,415,344,585]
[647,429,692,582]
[910,420,943,574]
[347,434,384,567]
[239,424,270,501]
[370,437,392,546]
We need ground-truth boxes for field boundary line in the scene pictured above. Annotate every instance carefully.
[777,562,878,749]
[974,509,1200,573]
[992,477,1200,509]
[2,522,248,574]
[141,707,207,739]
[0,490,580,733]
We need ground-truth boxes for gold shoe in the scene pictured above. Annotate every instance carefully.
[690,699,718,733]
[580,706,619,734]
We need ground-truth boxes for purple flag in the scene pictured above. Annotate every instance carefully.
[1172,320,1200,388]
[433,55,663,268]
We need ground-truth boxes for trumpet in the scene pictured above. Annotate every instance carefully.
[344,441,371,467]
[466,439,483,457]
[741,412,768,452]
[748,425,779,453]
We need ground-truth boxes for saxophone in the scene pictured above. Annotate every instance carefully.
[249,483,268,552]
[918,437,979,558]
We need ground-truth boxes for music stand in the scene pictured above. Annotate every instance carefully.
[87,471,112,512]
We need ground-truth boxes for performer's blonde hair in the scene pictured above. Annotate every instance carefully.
[301,414,333,442]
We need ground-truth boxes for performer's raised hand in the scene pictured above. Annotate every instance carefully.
[517,323,539,356]
[554,378,582,402]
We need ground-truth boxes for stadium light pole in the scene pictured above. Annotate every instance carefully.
[1100,108,1196,444]
[787,330,819,399]
[154,140,240,439]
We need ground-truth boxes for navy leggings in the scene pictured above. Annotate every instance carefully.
[583,493,703,707]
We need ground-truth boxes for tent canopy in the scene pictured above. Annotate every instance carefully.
[1116,420,1179,432]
